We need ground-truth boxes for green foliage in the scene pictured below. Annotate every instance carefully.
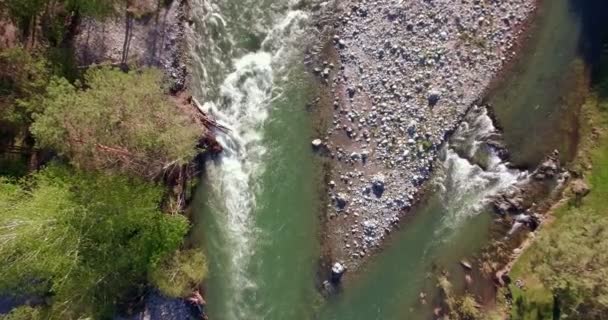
[0,306,44,320]
[456,294,482,320]
[31,67,200,178]
[508,96,608,320]
[437,276,482,320]
[0,155,28,177]
[1,0,120,48]
[0,0,45,31]
[63,0,120,18]
[150,249,208,298]
[0,47,51,125]
[1,0,119,26]
[509,278,553,320]
[532,213,608,319]
[0,165,190,318]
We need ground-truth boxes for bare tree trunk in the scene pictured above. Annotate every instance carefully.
[61,11,81,48]
[552,294,561,320]
[121,2,134,66]
[28,16,36,49]
[28,150,39,172]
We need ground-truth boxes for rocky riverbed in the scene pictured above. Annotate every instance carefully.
[314,0,537,272]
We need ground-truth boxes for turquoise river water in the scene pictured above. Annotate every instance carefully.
[188,0,600,319]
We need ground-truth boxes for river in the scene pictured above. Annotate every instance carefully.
[188,0,600,319]
[189,1,322,319]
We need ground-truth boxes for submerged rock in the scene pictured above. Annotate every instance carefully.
[465,274,473,287]
[460,260,473,271]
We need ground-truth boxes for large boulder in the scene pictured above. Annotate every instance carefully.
[492,187,525,214]
[571,179,590,198]
[116,291,199,320]
[335,193,348,209]
[330,262,347,283]
[534,150,561,180]
[428,90,441,106]
[312,139,323,149]
[371,174,386,197]
[571,179,591,207]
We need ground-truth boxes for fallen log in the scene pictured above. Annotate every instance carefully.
[191,97,230,133]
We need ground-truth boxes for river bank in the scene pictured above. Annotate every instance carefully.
[487,1,608,316]
[492,88,608,319]
[308,0,606,318]
[310,0,538,275]
[72,1,216,318]
[0,0,212,314]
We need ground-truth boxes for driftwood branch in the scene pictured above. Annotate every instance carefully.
[93,143,133,157]
[67,138,174,177]
[191,97,230,133]
[0,146,38,155]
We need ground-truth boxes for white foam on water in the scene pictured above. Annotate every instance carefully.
[189,2,310,318]
[435,108,528,236]
[203,52,273,317]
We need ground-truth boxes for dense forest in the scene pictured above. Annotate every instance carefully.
[0,1,207,319]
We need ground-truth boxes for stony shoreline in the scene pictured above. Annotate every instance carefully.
[310,0,538,274]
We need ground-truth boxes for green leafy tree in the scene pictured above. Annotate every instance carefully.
[0,47,52,178]
[31,68,200,178]
[1,0,122,50]
[0,165,190,318]
[0,0,46,32]
[0,47,50,125]
[532,213,608,319]
[64,0,121,17]
[1,0,120,28]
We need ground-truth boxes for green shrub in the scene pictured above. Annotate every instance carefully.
[0,164,190,318]
[456,294,482,320]
[150,249,208,298]
[0,306,43,320]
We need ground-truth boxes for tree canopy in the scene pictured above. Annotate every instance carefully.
[0,47,50,126]
[31,67,201,178]
[0,165,190,318]
[1,0,120,28]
